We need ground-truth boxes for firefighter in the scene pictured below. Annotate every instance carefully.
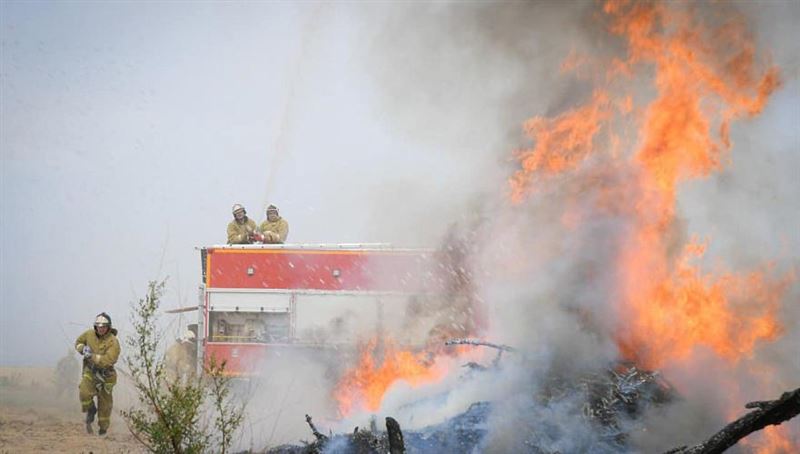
[227,203,257,244]
[257,204,289,244]
[54,348,80,398]
[164,330,197,383]
[74,312,120,435]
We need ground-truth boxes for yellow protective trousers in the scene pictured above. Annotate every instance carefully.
[79,368,116,430]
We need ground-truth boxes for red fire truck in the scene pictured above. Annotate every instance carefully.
[195,243,446,376]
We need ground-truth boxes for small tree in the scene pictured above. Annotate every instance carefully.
[206,356,244,454]
[123,280,244,454]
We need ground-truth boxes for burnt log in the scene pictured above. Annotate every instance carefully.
[386,417,405,454]
[664,387,800,454]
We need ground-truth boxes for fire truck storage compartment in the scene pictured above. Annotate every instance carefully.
[207,290,290,344]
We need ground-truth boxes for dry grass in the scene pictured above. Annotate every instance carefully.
[0,365,145,453]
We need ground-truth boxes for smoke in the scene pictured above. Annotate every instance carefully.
[234,349,340,448]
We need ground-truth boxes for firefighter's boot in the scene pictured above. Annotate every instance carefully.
[85,401,97,434]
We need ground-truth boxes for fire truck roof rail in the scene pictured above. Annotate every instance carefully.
[196,243,433,251]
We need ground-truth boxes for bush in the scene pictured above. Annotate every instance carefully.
[123,280,244,454]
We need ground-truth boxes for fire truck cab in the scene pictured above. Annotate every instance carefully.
[196,243,441,376]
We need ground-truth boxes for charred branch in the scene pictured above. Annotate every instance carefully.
[305,414,327,444]
[664,388,800,454]
[446,338,517,370]
[445,338,516,352]
[744,400,772,411]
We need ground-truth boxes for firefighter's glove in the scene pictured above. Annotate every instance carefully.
[82,345,93,360]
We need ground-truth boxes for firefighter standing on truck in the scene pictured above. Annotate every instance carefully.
[258,204,289,244]
[227,203,257,244]
[75,312,120,435]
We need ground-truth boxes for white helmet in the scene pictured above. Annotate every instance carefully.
[183,330,196,342]
[232,204,245,215]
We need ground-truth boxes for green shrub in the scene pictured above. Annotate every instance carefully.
[123,280,244,454]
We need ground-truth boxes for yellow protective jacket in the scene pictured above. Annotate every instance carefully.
[258,217,289,243]
[227,217,257,244]
[165,341,197,382]
[75,328,120,371]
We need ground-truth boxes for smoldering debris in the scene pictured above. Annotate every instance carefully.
[265,405,489,454]
[264,340,678,454]
[567,364,675,439]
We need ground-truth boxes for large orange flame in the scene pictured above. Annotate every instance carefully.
[510,0,790,371]
[616,241,789,368]
[333,339,447,417]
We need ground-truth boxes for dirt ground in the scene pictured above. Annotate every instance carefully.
[0,366,145,453]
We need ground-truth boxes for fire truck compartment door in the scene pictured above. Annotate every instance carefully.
[208,290,290,312]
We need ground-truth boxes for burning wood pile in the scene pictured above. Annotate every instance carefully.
[265,352,798,453]
[267,340,678,453]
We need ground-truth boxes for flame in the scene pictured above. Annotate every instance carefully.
[333,339,447,417]
[741,423,798,453]
[748,426,798,454]
[509,0,790,369]
[616,241,788,368]
[510,90,611,204]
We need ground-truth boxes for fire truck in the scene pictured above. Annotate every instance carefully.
[193,243,448,376]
